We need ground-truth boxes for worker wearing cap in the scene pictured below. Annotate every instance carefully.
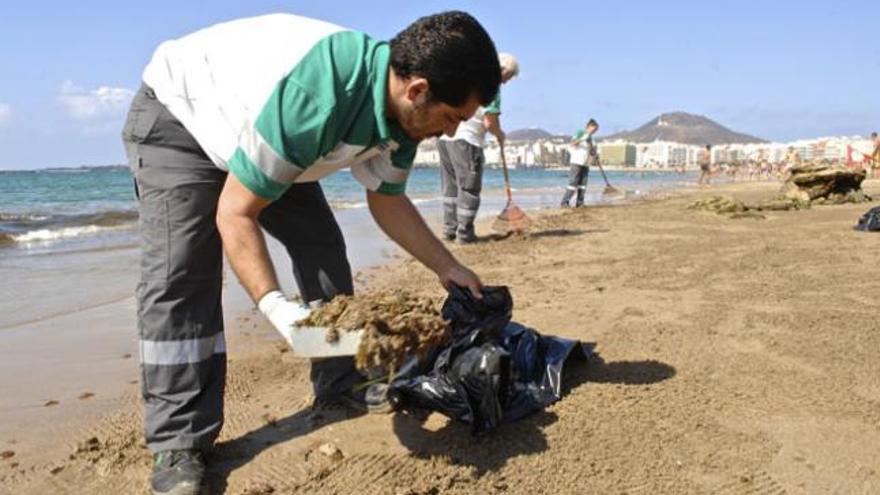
[561,119,599,207]
[438,53,519,243]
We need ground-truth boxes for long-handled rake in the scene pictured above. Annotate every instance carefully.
[492,146,531,235]
[595,159,620,195]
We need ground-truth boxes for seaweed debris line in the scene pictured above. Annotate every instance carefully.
[297,290,451,372]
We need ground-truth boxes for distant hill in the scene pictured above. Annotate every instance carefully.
[507,128,559,141]
[602,112,766,145]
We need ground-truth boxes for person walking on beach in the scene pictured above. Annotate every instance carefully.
[437,53,519,243]
[697,144,712,185]
[122,12,500,495]
[561,119,599,207]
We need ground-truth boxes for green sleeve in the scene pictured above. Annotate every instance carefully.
[483,94,502,115]
[379,142,416,194]
[356,141,416,196]
[229,31,372,201]
[228,77,336,201]
[227,148,289,201]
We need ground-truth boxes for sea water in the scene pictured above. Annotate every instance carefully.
[0,165,697,329]
[0,166,696,255]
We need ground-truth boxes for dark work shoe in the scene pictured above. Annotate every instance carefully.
[442,232,456,241]
[320,383,398,415]
[151,449,207,495]
[364,383,399,414]
[455,232,478,245]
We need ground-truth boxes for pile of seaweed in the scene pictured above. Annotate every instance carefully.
[687,196,812,220]
[297,290,450,372]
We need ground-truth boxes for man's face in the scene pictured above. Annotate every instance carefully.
[394,78,481,141]
[587,124,599,134]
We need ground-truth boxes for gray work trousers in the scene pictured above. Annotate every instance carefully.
[561,164,590,207]
[438,139,484,238]
[122,85,359,453]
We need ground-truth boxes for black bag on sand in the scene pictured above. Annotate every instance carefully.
[855,206,880,232]
[390,286,595,434]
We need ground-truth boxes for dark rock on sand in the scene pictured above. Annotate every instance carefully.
[781,165,867,202]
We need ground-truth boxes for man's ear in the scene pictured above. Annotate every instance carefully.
[405,77,430,104]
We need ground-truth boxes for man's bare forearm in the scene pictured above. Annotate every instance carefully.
[217,211,279,303]
[367,190,483,297]
[216,174,279,304]
[367,191,456,274]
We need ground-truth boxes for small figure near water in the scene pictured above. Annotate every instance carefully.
[697,144,712,185]
[561,118,600,207]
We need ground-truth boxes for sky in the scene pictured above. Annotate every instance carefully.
[0,0,877,170]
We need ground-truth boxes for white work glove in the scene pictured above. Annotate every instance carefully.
[258,290,310,335]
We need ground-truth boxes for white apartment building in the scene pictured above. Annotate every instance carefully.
[416,135,875,168]
[633,141,702,168]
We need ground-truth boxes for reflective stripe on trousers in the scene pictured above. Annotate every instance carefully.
[561,164,589,206]
[123,85,359,453]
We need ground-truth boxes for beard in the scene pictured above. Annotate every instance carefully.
[400,97,437,141]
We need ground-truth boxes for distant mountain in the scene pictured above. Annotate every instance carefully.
[602,112,766,145]
[507,128,558,141]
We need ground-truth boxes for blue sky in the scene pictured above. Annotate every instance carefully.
[0,0,876,169]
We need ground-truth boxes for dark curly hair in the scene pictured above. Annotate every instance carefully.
[390,11,500,107]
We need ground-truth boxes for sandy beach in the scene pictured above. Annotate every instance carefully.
[2,179,879,494]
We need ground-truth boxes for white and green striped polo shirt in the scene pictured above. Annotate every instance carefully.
[142,14,418,200]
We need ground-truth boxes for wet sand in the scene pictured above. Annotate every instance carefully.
[0,206,404,457]
[2,180,879,494]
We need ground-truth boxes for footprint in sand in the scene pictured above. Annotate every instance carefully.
[43,400,59,407]
[78,392,95,400]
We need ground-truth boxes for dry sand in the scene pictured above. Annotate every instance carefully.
[2,180,879,494]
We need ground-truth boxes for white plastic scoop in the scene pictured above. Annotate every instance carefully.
[277,305,364,358]
[278,325,364,358]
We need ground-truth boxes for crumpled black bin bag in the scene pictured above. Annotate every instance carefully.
[390,286,594,434]
[855,205,880,231]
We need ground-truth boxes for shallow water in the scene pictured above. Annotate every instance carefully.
[0,167,696,254]
[0,167,699,328]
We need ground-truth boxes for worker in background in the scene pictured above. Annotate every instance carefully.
[561,119,599,207]
[438,53,519,243]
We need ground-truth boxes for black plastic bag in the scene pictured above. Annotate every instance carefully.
[855,206,880,231]
[390,286,593,434]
